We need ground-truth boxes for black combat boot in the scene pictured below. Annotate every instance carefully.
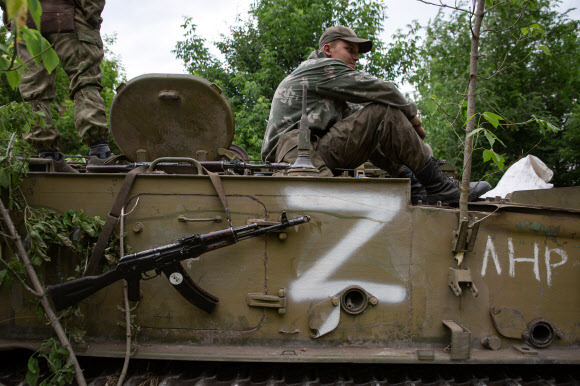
[398,166,427,204]
[415,156,491,205]
[88,141,114,165]
[39,151,79,173]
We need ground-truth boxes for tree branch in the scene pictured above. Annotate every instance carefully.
[479,50,533,80]
[0,198,87,385]
[0,254,40,296]
[459,0,486,226]
[483,0,513,15]
[482,1,530,34]
[416,0,474,15]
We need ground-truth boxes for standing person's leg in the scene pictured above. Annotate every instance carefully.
[53,11,110,160]
[18,40,60,152]
[18,40,78,173]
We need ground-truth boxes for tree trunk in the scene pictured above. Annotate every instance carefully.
[460,0,486,222]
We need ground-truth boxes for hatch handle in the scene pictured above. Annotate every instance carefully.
[148,157,204,174]
[158,90,181,101]
[178,215,223,223]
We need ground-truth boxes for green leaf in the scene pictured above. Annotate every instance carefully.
[40,45,59,74]
[538,45,551,55]
[483,149,493,162]
[425,99,438,114]
[483,149,505,170]
[27,0,42,30]
[0,169,9,188]
[463,113,478,127]
[484,130,495,147]
[521,27,529,35]
[6,0,27,27]
[528,23,544,36]
[487,130,506,147]
[466,127,485,138]
[0,55,10,72]
[492,151,505,170]
[0,270,7,287]
[25,356,40,386]
[544,121,559,133]
[483,111,503,128]
[4,69,21,90]
[57,233,73,247]
[21,28,43,65]
[532,115,559,133]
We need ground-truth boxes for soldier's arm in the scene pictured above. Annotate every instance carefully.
[315,60,418,120]
[76,0,105,29]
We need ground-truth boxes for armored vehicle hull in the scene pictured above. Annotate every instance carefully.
[1,172,578,365]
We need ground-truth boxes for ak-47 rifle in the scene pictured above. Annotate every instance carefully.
[47,212,309,313]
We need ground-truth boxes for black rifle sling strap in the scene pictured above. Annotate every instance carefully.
[206,170,234,229]
[84,166,147,276]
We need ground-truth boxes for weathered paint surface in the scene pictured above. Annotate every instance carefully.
[481,235,569,286]
[0,174,578,364]
[283,184,407,303]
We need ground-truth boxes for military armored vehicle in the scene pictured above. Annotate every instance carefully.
[0,74,578,382]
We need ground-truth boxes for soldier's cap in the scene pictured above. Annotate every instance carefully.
[318,26,372,54]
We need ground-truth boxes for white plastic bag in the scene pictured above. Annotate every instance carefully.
[484,155,553,198]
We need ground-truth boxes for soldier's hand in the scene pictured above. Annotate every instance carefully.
[409,116,426,140]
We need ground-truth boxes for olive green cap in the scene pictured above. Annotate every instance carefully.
[318,26,372,53]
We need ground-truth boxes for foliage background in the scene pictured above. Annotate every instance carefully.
[397,0,579,186]
[173,0,579,186]
[0,0,577,186]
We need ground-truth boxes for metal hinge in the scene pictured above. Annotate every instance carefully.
[452,218,481,253]
[448,267,478,297]
[247,288,287,314]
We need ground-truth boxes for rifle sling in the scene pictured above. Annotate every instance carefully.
[84,166,147,276]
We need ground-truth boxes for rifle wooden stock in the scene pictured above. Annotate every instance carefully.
[48,269,124,311]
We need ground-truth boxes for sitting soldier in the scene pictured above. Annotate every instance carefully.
[261,25,490,205]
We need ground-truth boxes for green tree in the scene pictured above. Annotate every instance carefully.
[174,0,388,158]
[396,0,579,186]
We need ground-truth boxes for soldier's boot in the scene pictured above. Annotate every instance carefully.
[415,156,491,205]
[39,151,79,173]
[398,167,427,205]
[87,141,115,165]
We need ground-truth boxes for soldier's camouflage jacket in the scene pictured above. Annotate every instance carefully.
[261,50,418,162]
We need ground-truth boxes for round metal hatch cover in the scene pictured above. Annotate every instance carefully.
[110,74,235,162]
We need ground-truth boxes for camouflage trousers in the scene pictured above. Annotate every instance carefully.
[275,103,431,177]
[18,12,109,152]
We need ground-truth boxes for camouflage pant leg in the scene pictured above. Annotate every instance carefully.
[17,40,60,151]
[51,21,108,147]
[316,103,430,174]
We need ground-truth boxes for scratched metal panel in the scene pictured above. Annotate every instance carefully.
[117,176,413,344]
[3,173,578,363]
[410,206,579,346]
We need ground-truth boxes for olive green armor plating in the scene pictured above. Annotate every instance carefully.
[0,74,578,364]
